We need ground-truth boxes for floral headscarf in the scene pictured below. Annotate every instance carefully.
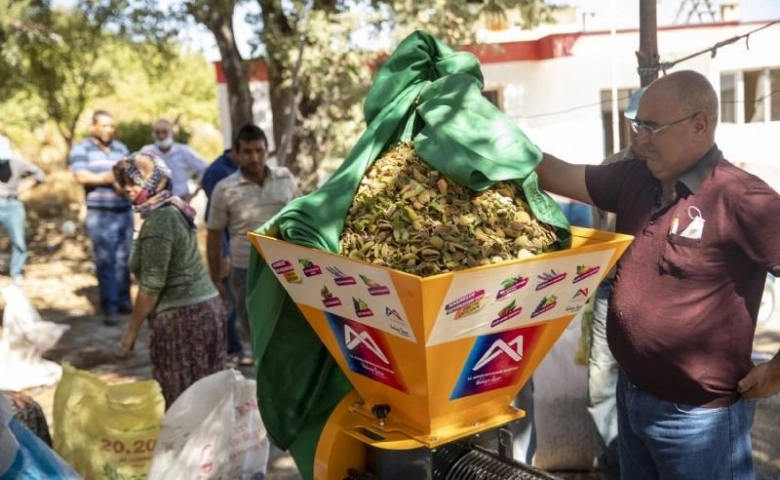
[113,152,196,230]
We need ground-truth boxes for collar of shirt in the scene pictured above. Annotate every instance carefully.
[236,165,272,186]
[677,144,720,194]
[652,145,720,210]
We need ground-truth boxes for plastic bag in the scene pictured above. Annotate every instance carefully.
[53,364,164,479]
[148,369,270,480]
[533,311,602,470]
[0,284,70,391]
[0,393,81,479]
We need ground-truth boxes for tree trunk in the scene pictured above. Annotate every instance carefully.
[193,2,254,140]
[637,0,659,87]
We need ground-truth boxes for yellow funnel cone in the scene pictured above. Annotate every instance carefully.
[249,227,632,448]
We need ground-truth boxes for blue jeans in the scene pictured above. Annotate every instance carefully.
[223,275,243,355]
[0,199,27,278]
[588,279,620,479]
[617,371,755,480]
[86,207,133,315]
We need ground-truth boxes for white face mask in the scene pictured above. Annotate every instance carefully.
[155,136,174,150]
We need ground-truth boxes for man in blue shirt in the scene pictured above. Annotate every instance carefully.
[68,110,132,326]
[201,146,247,364]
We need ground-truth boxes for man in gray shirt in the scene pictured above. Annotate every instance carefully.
[0,135,46,284]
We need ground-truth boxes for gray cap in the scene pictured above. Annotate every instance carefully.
[624,87,647,120]
[0,135,12,160]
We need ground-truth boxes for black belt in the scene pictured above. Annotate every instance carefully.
[0,195,17,200]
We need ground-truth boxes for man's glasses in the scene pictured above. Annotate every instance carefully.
[629,113,698,138]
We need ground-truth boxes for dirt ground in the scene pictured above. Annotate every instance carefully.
[2,217,779,480]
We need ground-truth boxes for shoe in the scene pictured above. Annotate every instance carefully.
[226,353,253,368]
[118,304,133,314]
[237,354,254,367]
[11,276,23,286]
[103,314,120,326]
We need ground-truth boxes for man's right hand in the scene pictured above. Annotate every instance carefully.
[214,280,228,308]
[220,258,232,279]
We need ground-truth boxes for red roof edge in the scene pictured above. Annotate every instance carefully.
[214,20,770,83]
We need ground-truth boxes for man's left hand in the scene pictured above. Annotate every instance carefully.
[737,356,780,399]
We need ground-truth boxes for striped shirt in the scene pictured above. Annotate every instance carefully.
[69,138,130,209]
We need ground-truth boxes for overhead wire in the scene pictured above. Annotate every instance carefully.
[520,20,780,119]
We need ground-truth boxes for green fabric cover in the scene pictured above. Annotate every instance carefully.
[245,30,570,480]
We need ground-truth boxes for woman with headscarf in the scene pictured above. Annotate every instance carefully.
[113,152,226,407]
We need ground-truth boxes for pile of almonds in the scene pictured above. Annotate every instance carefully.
[339,142,559,277]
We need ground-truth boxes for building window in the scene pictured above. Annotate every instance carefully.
[720,68,780,123]
[771,69,780,121]
[482,88,504,111]
[720,73,736,123]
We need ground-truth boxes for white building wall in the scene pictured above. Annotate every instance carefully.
[217,82,276,152]
[218,22,780,175]
[478,23,780,168]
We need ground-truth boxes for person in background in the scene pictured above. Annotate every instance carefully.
[206,125,299,367]
[554,196,593,228]
[537,70,780,479]
[587,87,645,480]
[140,119,207,202]
[114,153,226,407]
[68,110,132,326]
[201,140,242,365]
[0,135,45,285]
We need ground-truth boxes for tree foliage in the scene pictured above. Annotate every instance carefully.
[0,0,220,163]
[175,0,254,134]
[248,0,556,185]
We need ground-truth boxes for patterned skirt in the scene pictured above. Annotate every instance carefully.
[148,295,227,407]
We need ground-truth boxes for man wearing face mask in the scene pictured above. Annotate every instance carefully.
[141,119,207,202]
[69,110,132,326]
[0,134,45,285]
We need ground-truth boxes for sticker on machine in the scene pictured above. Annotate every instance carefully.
[326,313,407,393]
[427,248,615,346]
[252,236,415,342]
[450,325,542,400]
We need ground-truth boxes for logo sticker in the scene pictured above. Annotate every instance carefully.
[271,259,301,283]
[572,287,589,300]
[320,286,341,307]
[360,274,391,296]
[385,307,404,323]
[490,300,523,328]
[531,295,558,318]
[326,313,407,392]
[535,269,566,290]
[445,290,485,320]
[352,297,373,318]
[385,307,414,340]
[450,325,541,399]
[326,266,356,286]
[496,275,529,300]
[298,258,322,277]
[573,264,600,283]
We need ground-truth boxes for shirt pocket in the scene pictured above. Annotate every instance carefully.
[659,234,704,279]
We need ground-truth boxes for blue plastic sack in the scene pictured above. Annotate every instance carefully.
[0,396,81,480]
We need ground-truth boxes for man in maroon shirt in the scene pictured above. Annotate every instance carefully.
[537,70,780,479]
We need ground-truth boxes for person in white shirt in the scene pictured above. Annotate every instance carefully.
[141,119,207,201]
[206,125,299,359]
